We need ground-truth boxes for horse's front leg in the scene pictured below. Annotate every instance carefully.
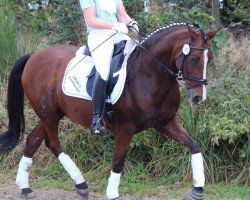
[106,128,134,200]
[156,115,205,200]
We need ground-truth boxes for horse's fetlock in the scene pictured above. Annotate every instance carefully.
[112,160,125,173]
[191,141,200,154]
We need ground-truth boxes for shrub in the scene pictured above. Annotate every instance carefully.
[0,0,43,83]
[178,34,250,184]
[208,35,249,145]
[48,0,85,46]
[0,0,17,82]
[132,0,213,40]
[222,0,250,24]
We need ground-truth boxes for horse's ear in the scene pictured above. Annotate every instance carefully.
[187,26,199,40]
[206,27,221,39]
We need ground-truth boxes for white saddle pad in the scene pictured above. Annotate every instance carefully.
[62,39,137,105]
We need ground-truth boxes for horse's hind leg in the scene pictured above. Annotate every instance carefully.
[16,120,46,199]
[156,115,205,200]
[42,119,88,197]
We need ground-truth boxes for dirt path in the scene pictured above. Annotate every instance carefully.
[0,184,171,200]
[0,171,181,200]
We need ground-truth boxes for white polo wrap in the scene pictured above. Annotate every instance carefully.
[16,156,33,189]
[106,171,121,199]
[191,153,205,187]
[58,153,85,184]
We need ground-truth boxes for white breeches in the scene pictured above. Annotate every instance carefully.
[87,29,129,81]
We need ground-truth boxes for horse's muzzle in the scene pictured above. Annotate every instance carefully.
[186,89,203,104]
[192,95,202,104]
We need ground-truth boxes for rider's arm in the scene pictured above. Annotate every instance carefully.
[116,3,132,25]
[83,7,114,30]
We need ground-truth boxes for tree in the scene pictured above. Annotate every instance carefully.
[211,0,221,26]
[221,0,250,24]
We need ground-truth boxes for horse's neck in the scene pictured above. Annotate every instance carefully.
[145,30,186,66]
[137,35,179,80]
[125,39,178,101]
[126,30,187,99]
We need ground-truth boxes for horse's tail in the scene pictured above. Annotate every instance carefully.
[0,54,31,153]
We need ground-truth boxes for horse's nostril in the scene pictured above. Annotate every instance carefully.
[192,96,202,104]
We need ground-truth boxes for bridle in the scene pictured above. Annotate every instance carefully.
[126,28,211,89]
[175,38,211,89]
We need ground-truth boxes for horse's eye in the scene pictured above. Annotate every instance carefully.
[190,57,198,64]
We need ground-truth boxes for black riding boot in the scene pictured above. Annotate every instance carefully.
[90,74,108,136]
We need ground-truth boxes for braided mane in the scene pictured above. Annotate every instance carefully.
[141,22,193,45]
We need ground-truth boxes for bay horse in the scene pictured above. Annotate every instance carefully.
[0,24,218,200]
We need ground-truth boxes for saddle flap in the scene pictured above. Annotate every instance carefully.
[62,38,137,105]
[86,40,127,97]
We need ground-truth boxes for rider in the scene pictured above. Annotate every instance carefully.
[80,0,139,136]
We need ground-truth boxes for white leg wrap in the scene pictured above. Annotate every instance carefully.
[106,171,121,199]
[16,156,33,189]
[58,153,85,184]
[191,153,205,187]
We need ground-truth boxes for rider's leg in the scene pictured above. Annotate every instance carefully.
[88,30,115,136]
[90,73,108,135]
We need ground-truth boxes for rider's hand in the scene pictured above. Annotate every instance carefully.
[112,23,128,34]
[127,20,139,34]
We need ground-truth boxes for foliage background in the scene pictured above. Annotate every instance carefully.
[0,0,249,193]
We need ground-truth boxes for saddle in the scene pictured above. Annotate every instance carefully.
[84,40,127,98]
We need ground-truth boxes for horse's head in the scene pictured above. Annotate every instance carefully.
[175,26,219,104]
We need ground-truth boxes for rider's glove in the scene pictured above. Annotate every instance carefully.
[127,20,139,34]
[112,23,128,34]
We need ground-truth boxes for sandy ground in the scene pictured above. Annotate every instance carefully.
[0,184,171,200]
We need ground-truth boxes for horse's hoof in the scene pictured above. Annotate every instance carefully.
[75,182,89,198]
[21,188,36,199]
[76,188,89,197]
[185,187,204,200]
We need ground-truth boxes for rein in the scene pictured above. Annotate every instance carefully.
[127,34,178,77]
[126,30,211,89]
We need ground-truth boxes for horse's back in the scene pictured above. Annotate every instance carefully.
[21,44,78,113]
[23,44,77,83]
[25,44,77,70]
